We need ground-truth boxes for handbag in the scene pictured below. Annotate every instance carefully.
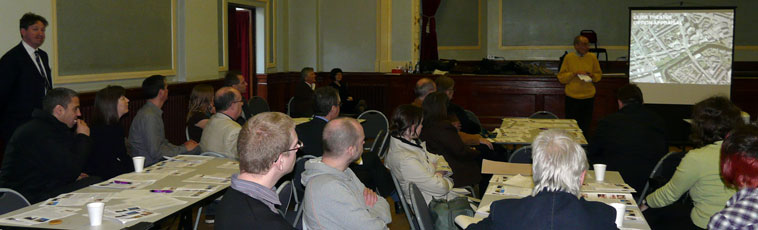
[428,196,475,230]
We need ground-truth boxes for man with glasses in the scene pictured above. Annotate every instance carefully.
[216,112,299,229]
[200,87,245,159]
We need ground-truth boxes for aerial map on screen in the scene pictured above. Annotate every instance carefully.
[629,10,734,85]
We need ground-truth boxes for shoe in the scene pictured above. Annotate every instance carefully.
[394,201,404,215]
[204,215,215,224]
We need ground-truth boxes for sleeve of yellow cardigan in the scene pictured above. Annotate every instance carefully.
[590,54,602,82]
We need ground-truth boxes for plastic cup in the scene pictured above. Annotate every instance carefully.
[609,203,626,228]
[132,156,145,173]
[87,202,105,226]
[593,164,607,181]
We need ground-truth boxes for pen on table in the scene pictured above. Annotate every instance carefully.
[113,180,132,184]
[150,190,173,193]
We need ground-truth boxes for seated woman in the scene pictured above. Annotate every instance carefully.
[385,104,457,204]
[83,86,133,179]
[186,84,214,142]
[644,96,742,229]
[708,125,758,229]
[328,68,366,114]
[419,92,481,188]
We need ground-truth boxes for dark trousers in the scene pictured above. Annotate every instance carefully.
[565,96,595,133]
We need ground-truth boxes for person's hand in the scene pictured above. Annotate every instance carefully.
[184,140,199,151]
[479,138,494,150]
[452,121,462,131]
[639,199,649,212]
[347,96,354,101]
[363,188,378,207]
[434,171,445,177]
[77,173,89,181]
[76,119,90,136]
[575,71,589,76]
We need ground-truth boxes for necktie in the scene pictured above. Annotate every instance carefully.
[34,50,51,91]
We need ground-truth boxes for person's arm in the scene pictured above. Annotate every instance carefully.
[194,119,209,129]
[459,132,480,146]
[590,54,602,82]
[224,125,241,158]
[557,56,575,84]
[438,124,479,159]
[399,157,453,197]
[645,152,701,208]
[141,113,186,158]
[305,182,390,229]
[0,53,20,114]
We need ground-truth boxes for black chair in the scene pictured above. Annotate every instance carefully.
[391,172,419,230]
[637,151,687,205]
[508,146,533,163]
[529,111,559,119]
[0,188,30,215]
[579,30,609,63]
[291,155,316,228]
[358,110,389,151]
[247,96,270,117]
[409,183,435,230]
[369,130,385,153]
[276,181,293,216]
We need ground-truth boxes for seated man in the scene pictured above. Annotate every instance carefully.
[291,67,316,118]
[468,130,617,230]
[435,76,492,150]
[200,87,244,159]
[302,118,392,230]
[216,112,298,229]
[0,88,100,203]
[129,75,200,166]
[223,71,249,125]
[411,77,435,107]
[295,87,340,157]
[589,84,666,195]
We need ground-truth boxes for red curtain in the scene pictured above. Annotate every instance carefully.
[229,9,252,99]
[420,0,441,61]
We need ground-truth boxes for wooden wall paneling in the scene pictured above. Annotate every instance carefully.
[731,78,758,121]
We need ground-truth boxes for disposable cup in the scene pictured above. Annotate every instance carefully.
[609,203,626,228]
[87,202,105,226]
[593,164,607,181]
[132,156,145,173]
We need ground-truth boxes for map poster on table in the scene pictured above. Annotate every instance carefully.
[0,207,80,226]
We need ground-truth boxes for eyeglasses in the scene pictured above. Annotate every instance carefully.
[286,140,304,152]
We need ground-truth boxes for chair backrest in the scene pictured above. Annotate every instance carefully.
[247,96,270,117]
[276,181,293,216]
[637,151,687,204]
[185,126,191,141]
[409,183,435,230]
[579,30,599,48]
[0,188,30,215]
[391,172,418,230]
[509,146,533,163]
[200,152,227,158]
[287,97,295,116]
[529,111,559,119]
[358,110,389,140]
[293,155,317,205]
[370,129,385,153]
[377,132,392,160]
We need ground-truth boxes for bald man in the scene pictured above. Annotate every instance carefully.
[411,78,436,107]
[200,87,244,159]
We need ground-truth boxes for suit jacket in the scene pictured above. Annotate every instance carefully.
[200,113,242,159]
[296,117,327,157]
[291,81,315,118]
[589,103,667,194]
[0,42,52,141]
[420,120,481,187]
[467,190,618,230]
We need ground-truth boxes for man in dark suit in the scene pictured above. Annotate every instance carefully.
[588,84,667,195]
[295,87,340,157]
[291,67,316,118]
[468,130,617,230]
[0,13,52,142]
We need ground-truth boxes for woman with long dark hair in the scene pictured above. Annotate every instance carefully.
[186,84,214,142]
[83,85,133,179]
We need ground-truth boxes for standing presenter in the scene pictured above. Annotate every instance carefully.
[558,35,602,133]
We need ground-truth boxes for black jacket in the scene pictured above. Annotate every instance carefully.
[589,103,667,194]
[291,81,315,118]
[467,190,618,230]
[0,109,92,203]
[83,124,133,180]
[0,42,52,141]
[420,120,481,187]
[216,188,294,230]
[295,118,327,157]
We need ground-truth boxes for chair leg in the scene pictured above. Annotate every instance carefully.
[193,207,203,230]
[293,207,304,228]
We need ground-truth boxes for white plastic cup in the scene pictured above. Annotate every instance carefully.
[87,202,105,226]
[132,156,145,173]
[593,164,607,181]
[609,203,626,228]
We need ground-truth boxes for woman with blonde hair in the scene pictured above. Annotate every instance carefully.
[186,84,214,142]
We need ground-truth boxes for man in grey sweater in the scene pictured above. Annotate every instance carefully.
[301,117,392,230]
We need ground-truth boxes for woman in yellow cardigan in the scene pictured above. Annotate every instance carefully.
[557,35,602,133]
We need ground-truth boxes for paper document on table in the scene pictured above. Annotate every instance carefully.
[112,190,152,199]
[580,192,636,206]
[103,203,161,224]
[164,189,213,198]
[582,182,636,193]
[40,192,113,207]
[183,173,232,184]
[173,184,222,191]
[164,155,212,163]
[455,215,484,229]
[115,172,170,181]
[123,195,187,210]
[481,160,532,175]
[486,184,532,197]
[153,161,201,168]
[0,206,80,226]
[503,174,534,188]
[91,179,155,189]
[217,161,239,169]
[475,202,491,218]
